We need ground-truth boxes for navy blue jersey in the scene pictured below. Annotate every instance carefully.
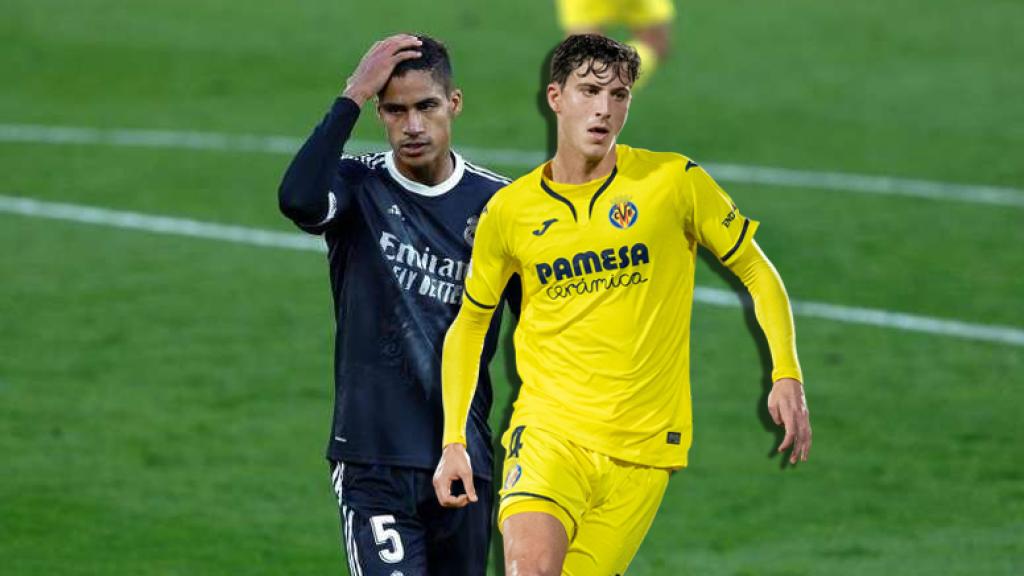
[279,97,515,480]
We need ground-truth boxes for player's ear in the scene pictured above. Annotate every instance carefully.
[449,88,463,117]
[546,83,561,114]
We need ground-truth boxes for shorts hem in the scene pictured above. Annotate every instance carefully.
[498,493,576,541]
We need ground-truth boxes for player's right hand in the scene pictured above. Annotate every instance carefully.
[342,34,423,106]
[432,443,478,508]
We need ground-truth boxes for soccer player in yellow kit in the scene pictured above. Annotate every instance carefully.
[433,34,812,575]
[556,0,675,88]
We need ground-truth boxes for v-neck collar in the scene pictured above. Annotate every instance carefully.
[539,165,619,223]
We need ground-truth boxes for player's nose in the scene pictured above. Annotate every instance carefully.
[405,111,425,134]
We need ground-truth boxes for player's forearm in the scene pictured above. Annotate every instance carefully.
[726,241,803,382]
[278,97,360,229]
[441,303,495,447]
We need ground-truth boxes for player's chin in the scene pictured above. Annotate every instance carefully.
[579,139,614,161]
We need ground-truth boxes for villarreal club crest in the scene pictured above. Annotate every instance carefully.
[609,196,638,229]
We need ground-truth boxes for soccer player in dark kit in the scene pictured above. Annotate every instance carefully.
[278,34,517,575]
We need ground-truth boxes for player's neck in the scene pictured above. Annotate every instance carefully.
[395,150,454,186]
[549,144,617,184]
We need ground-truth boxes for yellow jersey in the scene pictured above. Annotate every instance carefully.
[556,0,676,30]
[459,144,761,468]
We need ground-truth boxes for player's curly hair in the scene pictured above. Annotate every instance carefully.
[385,34,454,95]
[549,34,641,87]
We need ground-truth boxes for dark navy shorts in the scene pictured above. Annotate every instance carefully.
[329,461,493,576]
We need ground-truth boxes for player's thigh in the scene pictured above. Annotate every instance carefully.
[623,0,675,28]
[340,505,429,576]
[562,463,670,576]
[502,511,569,576]
[497,425,593,542]
[424,478,494,575]
[330,461,429,576]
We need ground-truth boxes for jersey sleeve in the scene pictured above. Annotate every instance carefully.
[441,300,496,447]
[462,197,515,310]
[725,242,803,383]
[278,97,364,235]
[440,196,515,447]
[687,164,760,263]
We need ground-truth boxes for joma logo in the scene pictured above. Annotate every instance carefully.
[722,207,737,228]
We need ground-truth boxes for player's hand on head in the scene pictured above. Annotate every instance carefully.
[342,34,423,106]
[767,378,812,465]
[432,443,478,508]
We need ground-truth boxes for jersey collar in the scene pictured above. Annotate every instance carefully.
[539,165,618,223]
[385,150,465,197]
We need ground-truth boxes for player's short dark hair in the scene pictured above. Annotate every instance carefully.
[384,34,454,95]
[549,34,641,88]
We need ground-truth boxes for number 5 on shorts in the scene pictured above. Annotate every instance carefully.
[370,515,405,564]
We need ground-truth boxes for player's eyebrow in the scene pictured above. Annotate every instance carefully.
[380,97,442,112]
[414,97,442,108]
[379,101,407,112]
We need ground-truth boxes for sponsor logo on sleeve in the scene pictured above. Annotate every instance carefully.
[721,204,738,228]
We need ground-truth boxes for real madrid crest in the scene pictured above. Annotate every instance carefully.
[463,215,479,246]
[609,195,638,229]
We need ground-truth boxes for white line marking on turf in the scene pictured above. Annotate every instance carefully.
[3,123,1023,208]
[2,194,1022,348]
[692,288,1024,347]
[0,194,324,253]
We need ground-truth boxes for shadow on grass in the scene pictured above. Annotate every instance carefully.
[697,250,790,469]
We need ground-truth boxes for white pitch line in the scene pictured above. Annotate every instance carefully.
[3,123,1023,208]
[0,194,324,253]
[692,288,1024,347]
[2,194,1022,348]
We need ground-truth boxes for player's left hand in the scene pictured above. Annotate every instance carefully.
[767,378,812,464]
[432,443,478,508]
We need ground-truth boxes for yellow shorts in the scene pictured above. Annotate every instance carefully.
[498,424,671,575]
[556,0,676,30]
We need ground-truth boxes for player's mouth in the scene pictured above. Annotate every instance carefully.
[587,126,611,142]
[400,141,431,156]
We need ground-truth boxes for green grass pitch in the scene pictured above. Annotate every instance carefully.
[2,0,1022,574]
